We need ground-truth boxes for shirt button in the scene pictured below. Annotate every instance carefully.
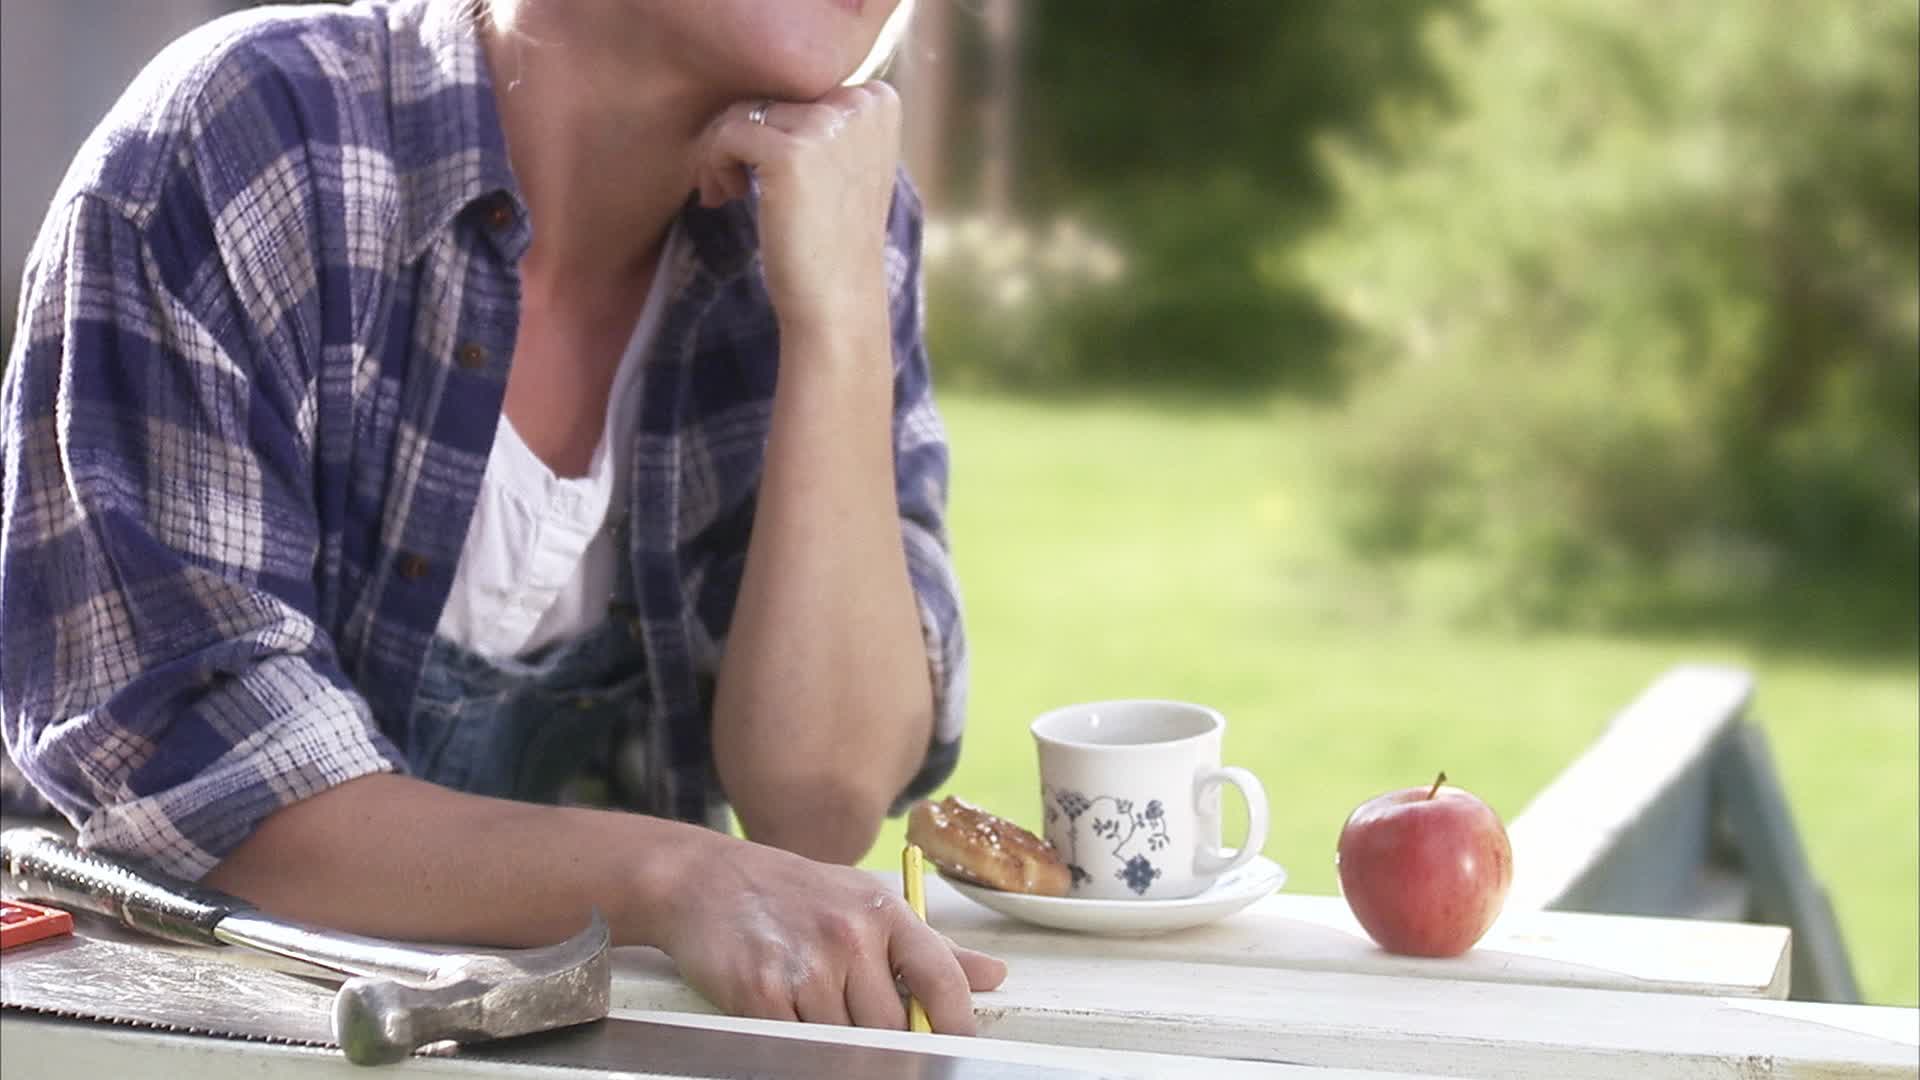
[456,342,487,370]
[484,197,514,231]
[398,553,431,580]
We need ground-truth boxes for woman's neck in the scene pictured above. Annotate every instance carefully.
[479,5,723,290]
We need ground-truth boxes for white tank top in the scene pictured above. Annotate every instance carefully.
[435,230,677,660]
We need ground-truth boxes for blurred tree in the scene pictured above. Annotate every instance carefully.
[980,0,1023,222]
[938,0,1458,391]
[1298,0,1920,628]
[895,0,955,208]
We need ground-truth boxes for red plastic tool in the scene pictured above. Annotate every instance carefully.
[0,899,74,950]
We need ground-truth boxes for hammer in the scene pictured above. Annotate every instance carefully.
[0,828,610,1065]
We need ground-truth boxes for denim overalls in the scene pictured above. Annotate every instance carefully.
[400,512,681,816]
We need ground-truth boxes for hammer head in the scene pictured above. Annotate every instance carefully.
[332,910,611,1065]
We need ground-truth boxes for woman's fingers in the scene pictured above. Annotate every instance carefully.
[844,956,911,1031]
[691,83,900,329]
[696,157,749,208]
[699,116,783,208]
[792,964,855,1027]
[951,942,1009,992]
[729,963,802,1024]
[803,919,1004,1032]
[719,89,867,138]
[665,856,1003,1036]
[700,92,869,196]
[888,916,980,1035]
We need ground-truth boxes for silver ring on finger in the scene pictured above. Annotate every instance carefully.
[747,100,773,127]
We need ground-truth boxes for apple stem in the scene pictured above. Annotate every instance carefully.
[1427,772,1447,800]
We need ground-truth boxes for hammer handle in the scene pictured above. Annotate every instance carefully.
[0,827,246,946]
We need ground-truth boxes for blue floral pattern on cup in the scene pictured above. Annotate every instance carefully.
[1118,854,1162,895]
[1045,787,1172,896]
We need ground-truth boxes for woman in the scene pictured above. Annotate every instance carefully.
[0,0,1003,1032]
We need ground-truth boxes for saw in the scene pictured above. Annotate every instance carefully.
[1,828,1100,1076]
[1,826,610,1063]
[2,931,1097,1078]
[3,931,339,1046]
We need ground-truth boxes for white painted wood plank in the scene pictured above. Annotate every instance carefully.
[1507,664,1753,913]
[600,1009,1446,1079]
[916,876,1792,999]
[0,1011,1438,1079]
[36,862,1789,1000]
[1717,721,1862,1002]
[607,948,1918,1079]
[1722,1000,1920,1049]
[1682,865,1754,923]
[67,870,1791,1006]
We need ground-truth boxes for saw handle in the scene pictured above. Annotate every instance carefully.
[0,827,248,947]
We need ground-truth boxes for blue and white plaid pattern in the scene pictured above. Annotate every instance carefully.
[0,0,965,879]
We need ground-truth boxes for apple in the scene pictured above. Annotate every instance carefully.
[1336,772,1513,957]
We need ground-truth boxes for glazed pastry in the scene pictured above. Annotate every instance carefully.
[907,796,1072,897]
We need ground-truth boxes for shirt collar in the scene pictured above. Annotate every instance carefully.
[386,0,522,260]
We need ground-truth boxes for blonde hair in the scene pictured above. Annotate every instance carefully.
[848,0,916,85]
[461,0,916,90]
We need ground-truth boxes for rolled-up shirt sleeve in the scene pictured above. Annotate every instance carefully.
[0,189,402,881]
[883,174,968,812]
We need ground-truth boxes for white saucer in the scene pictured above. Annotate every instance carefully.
[941,856,1287,937]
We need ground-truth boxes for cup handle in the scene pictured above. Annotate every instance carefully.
[1193,766,1269,878]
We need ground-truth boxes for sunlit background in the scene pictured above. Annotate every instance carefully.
[4,0,1914,1006]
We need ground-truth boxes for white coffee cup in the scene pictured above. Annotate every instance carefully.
[1032,700,1270,901]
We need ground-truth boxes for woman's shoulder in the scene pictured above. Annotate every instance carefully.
[55,2,414,232]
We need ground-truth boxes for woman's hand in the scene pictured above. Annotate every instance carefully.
[697,83,902,342]
[657,833,1007,1033]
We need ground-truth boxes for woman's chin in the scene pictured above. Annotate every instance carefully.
[762,71,861,102]
[747,44,872,100]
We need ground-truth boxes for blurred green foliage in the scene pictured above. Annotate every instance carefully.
[934,0,1459,392]
[931,0,1917,632]
[1294,0,1919,626]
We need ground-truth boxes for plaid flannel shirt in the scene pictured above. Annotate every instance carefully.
[0,0,966,879]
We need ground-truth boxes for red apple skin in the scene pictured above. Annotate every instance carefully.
[1336,782,1514,957]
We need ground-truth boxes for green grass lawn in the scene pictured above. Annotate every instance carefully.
[862,390,1920,1007]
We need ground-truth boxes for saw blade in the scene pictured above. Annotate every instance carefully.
[0,933,337,1047]
[469,1016,1105,1079]
[6,933,1104,1076]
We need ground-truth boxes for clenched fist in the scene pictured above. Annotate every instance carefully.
[696,82,903,343]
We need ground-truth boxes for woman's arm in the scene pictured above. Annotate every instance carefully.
[1,185,403,880]
[2,182,999,1035]
[206,774,675,946]
[713,302,935,862]
[701,84,953,863]
[206,773,1005,1032]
